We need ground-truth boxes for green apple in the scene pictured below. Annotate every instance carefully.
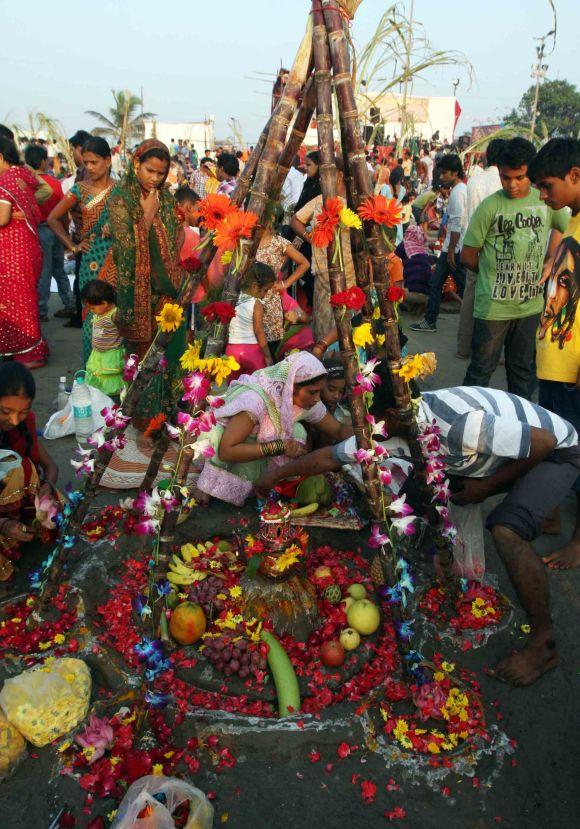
[347,583,367,600]
[347,599,380,635]
[341,596,355,612]
[339,627,361,651]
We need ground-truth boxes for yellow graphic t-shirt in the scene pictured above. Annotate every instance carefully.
[536,212,580,383]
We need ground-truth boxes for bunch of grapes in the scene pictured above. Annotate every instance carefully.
[189,576,226,618]
[203,632,268,679]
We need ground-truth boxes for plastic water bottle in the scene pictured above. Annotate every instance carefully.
[56,376,69,411]
[71,371,93,442]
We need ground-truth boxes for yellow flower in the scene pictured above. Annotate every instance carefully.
[393,718,409,740]
[152,763,164,775]
[427,741,441,754]
[372,305,380,320]
[180,342,202,371]
[221,250,233,265]
[375,333,386,347]
[110,756,122,766]
[394,352,437,382]
[352,323,374,349]
[520,623,531,634]
[441,661,455,673]
[156,302,184,333]
[53,634,66,645]
[339,206,362,230]
[273,547,301,572]
[214,355,239,386]
[399,734,413,749]
[229,585,242,599]
[38,641,52,651]
[433,671,445,682]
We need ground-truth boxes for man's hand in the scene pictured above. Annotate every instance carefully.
[255,471,278,498]
[284,439,307,459]
[447,249,456,271]
[450,478,491,506]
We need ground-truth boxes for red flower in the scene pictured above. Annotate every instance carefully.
[386,285,406,303]
[181,254,200,273]
[360,779,377,803]
[312,197,342,248]
[357,195,403,227]
[201,302,236,324]
[330,286,366,311]
[143,413,166,439]
[384,807,406,821]
[337,741,351,759]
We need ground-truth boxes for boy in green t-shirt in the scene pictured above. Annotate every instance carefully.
[528,137,580,570]
[461,137,568,398]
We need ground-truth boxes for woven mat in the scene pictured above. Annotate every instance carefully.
[100,426,200,491]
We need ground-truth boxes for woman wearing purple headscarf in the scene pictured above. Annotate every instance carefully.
[196,352,352,505]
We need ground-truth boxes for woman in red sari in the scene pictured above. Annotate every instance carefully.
[0,363,59,580]
[0,138,48,368]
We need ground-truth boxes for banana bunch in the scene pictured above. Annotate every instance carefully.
[167,543,210,586]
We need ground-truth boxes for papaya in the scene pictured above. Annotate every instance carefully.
[295,474,333,507]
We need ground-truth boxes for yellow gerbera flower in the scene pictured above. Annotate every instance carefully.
[273,547,301,572]
[156,302,184,333]
[352,322,374,348]
[221,250,233,265]
[214,355,239,386]
[229,585,242,599]
[339,206,362,230]
[180,342,202,371]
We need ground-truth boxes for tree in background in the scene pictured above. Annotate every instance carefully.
[85,89,156,151]
[505,79,580,138]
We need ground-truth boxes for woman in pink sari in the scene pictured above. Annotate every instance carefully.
[0,139,48,368]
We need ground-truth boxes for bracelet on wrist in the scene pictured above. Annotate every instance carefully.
[260,439,285,458]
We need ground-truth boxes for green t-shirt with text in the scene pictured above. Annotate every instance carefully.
[464,189,569,321]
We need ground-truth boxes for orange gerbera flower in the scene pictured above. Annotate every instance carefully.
[357,195,403,227]
[196,193,237,230]
[214,210,258,251]
[144,412,167,439]
[311,196,342,248]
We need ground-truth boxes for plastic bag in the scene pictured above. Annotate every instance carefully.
[0,708,27,780]
[111,775,214,829]
[0,658,91,747]
[448,502,486,581]
[43,385,114,440]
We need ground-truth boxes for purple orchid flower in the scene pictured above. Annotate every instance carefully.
[368,524,390,548]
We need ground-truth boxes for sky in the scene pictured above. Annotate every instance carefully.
[1,0,577,144]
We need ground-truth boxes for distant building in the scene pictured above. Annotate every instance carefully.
[470,124,502,142]
[143,118,215,154]
[303,92,462,147]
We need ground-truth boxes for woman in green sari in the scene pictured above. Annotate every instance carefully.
[47,136,114,362]
[106,139,186,430]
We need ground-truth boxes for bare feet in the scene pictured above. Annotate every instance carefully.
[542,540,580,570]
[489,640,558,686]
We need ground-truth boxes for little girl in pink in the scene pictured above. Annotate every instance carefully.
[226,263,276,377]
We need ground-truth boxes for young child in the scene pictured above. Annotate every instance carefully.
[81,280,125,397]
[225,262,276,376]
[528,137,579,569]
[175,186,224,306]
[321,364,350,423]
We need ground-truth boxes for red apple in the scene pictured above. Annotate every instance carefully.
[320,640,346,668]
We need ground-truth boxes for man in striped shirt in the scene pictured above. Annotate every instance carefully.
[256,385,580,687]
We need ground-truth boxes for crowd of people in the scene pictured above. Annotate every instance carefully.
[0,116,579,687]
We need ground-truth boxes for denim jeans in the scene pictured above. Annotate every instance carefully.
[463,314,540,399]
[425,252,466,325]
[539,379,580,491]
[38,224,75,315]
[456,269,477,357]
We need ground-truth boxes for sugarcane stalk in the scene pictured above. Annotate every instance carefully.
[312,0,408,656]
[232,114,273,207]
[272,76,316,196]
[204,17,313,358]
[320,0,455,581]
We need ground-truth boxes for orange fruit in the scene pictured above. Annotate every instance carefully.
[169,602,207,645]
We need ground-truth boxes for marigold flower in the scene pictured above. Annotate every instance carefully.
[214,209,258,251]
[156,303,184,333]
[357,194,403,227]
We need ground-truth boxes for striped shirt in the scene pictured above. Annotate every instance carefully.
[420,387,578,477]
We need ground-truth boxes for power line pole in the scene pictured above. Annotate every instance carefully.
[530,34,550,138]
[399,0,414,151]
